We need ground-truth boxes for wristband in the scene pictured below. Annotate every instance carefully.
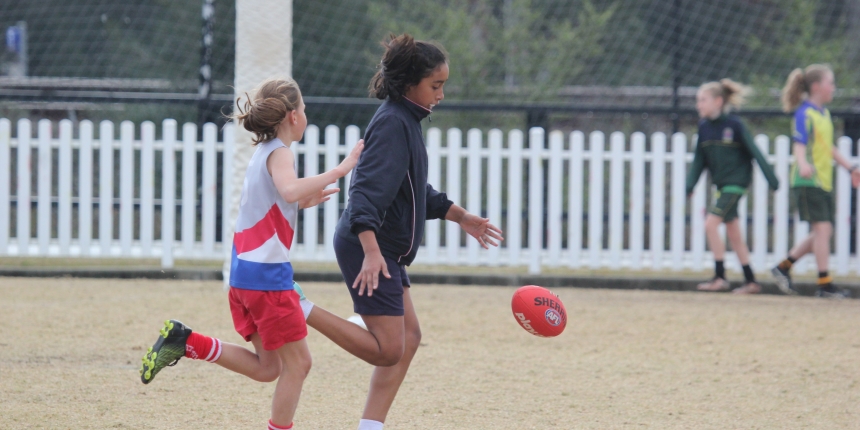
[850,165,859,173]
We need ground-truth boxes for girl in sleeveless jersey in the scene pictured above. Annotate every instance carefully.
[687,79,779,294]
[138,77,364,430]
[771,65,860,298]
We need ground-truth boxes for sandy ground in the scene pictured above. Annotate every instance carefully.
[0,277,858,429]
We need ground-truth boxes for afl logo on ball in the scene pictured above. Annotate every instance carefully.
[545,309,562,326]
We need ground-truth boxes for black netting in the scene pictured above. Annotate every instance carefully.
[1,0,859,133]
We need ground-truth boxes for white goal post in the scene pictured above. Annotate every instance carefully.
[225,0,294,287]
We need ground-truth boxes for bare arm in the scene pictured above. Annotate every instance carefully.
[833,146,860,187]
[268,141,364,204]
[444,204,504,249]
[793,143,813,179]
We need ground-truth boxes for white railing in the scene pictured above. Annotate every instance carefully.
[1,118,860,276]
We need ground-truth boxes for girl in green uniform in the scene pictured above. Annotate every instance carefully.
[771,64,860,298]
[687,79,779,294]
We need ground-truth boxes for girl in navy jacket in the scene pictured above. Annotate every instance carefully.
[299,34,503,430]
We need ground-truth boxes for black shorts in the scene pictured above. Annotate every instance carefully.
[792,187,834,223]
[334,234,410,317]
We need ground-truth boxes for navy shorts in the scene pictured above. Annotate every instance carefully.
[334,234,410,317]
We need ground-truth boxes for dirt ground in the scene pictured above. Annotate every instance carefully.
[1,278,858,429]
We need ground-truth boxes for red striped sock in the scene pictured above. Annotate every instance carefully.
[268,420,293,430]
[184,332,222,363]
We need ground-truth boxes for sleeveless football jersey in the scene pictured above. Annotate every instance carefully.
[229,138,297,291]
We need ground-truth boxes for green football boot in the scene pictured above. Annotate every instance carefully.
[140,319,192,384]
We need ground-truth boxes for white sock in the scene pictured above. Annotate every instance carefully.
[357,419,383,430]
[299,298,314,320]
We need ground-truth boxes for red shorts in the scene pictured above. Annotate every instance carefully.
[228,287,308,351]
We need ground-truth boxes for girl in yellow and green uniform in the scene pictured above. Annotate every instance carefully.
[772,64,860,298]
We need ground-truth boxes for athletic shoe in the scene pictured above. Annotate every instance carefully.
[731,282,762,295]
[771,266,797,295]
[140,319,192,384]
[814,284,849,299]
[696,277,730,291]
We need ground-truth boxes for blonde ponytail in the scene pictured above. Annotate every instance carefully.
[780,64,832,113]
[699,78,751,113]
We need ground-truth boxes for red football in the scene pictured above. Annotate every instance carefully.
[511,285,567,337]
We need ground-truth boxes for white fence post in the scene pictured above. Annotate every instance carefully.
[588,131,605,269]
[17,119,31,255]
[752,135,770,270]
[37,119,52,255]
[486,129,503,266]
[528,127,544,274]
[608,132,625,269]
[140,121,156,256]
[324,125,340,261]
[567,131,584,269]
[773,136,791,265]
[303,125,320,258]
[98,120,115,257]
[58,120,73,255]
[507,129,523,267]
[425,127,442,264]
[446,128,462,264]
[201,123,218,255]
[181,122,198,257]
[650,133,666,270]
[628,132,645,270]
[834,137,852,275]
[161,119,177,268]
[670,133,687,270]
[690,162,707,272]
[79,121,93,256]
[467,128,482,265]
[221,123,235,266]
[547,130,564,267]
[0,119,9,255]
[344,125,360,208]
[119,121,135,256]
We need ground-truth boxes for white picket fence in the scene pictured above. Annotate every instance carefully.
[1,118,860,276]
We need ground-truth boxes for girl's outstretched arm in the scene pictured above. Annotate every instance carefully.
[445,204,504,249]
[268,140,364,204]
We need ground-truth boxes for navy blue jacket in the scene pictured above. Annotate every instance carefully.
[336,98,454,266]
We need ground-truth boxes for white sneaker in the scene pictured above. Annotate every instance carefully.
[347,315,367,329]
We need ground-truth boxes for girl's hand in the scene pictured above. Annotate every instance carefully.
[799,163,814,179]
[338,139,365,176]
[299,187,339,209]
[851,169,860,188]
[458,213,504,249]
[352,248,390,297]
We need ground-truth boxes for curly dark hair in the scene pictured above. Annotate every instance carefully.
[369,33,447,101]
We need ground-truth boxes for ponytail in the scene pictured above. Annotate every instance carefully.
[699,78,751,113]
[232,77,302,145]
[369,33,447,101]
[781,64,832,113]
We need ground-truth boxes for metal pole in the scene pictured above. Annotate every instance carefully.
[671,0,680,134]
[198,0,215,128]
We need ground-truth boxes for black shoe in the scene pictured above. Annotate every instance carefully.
[771,266,797,295]
[814,284,849,299]
[140,319,192,384]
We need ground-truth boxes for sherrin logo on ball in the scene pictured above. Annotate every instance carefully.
[511,285,567,337]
